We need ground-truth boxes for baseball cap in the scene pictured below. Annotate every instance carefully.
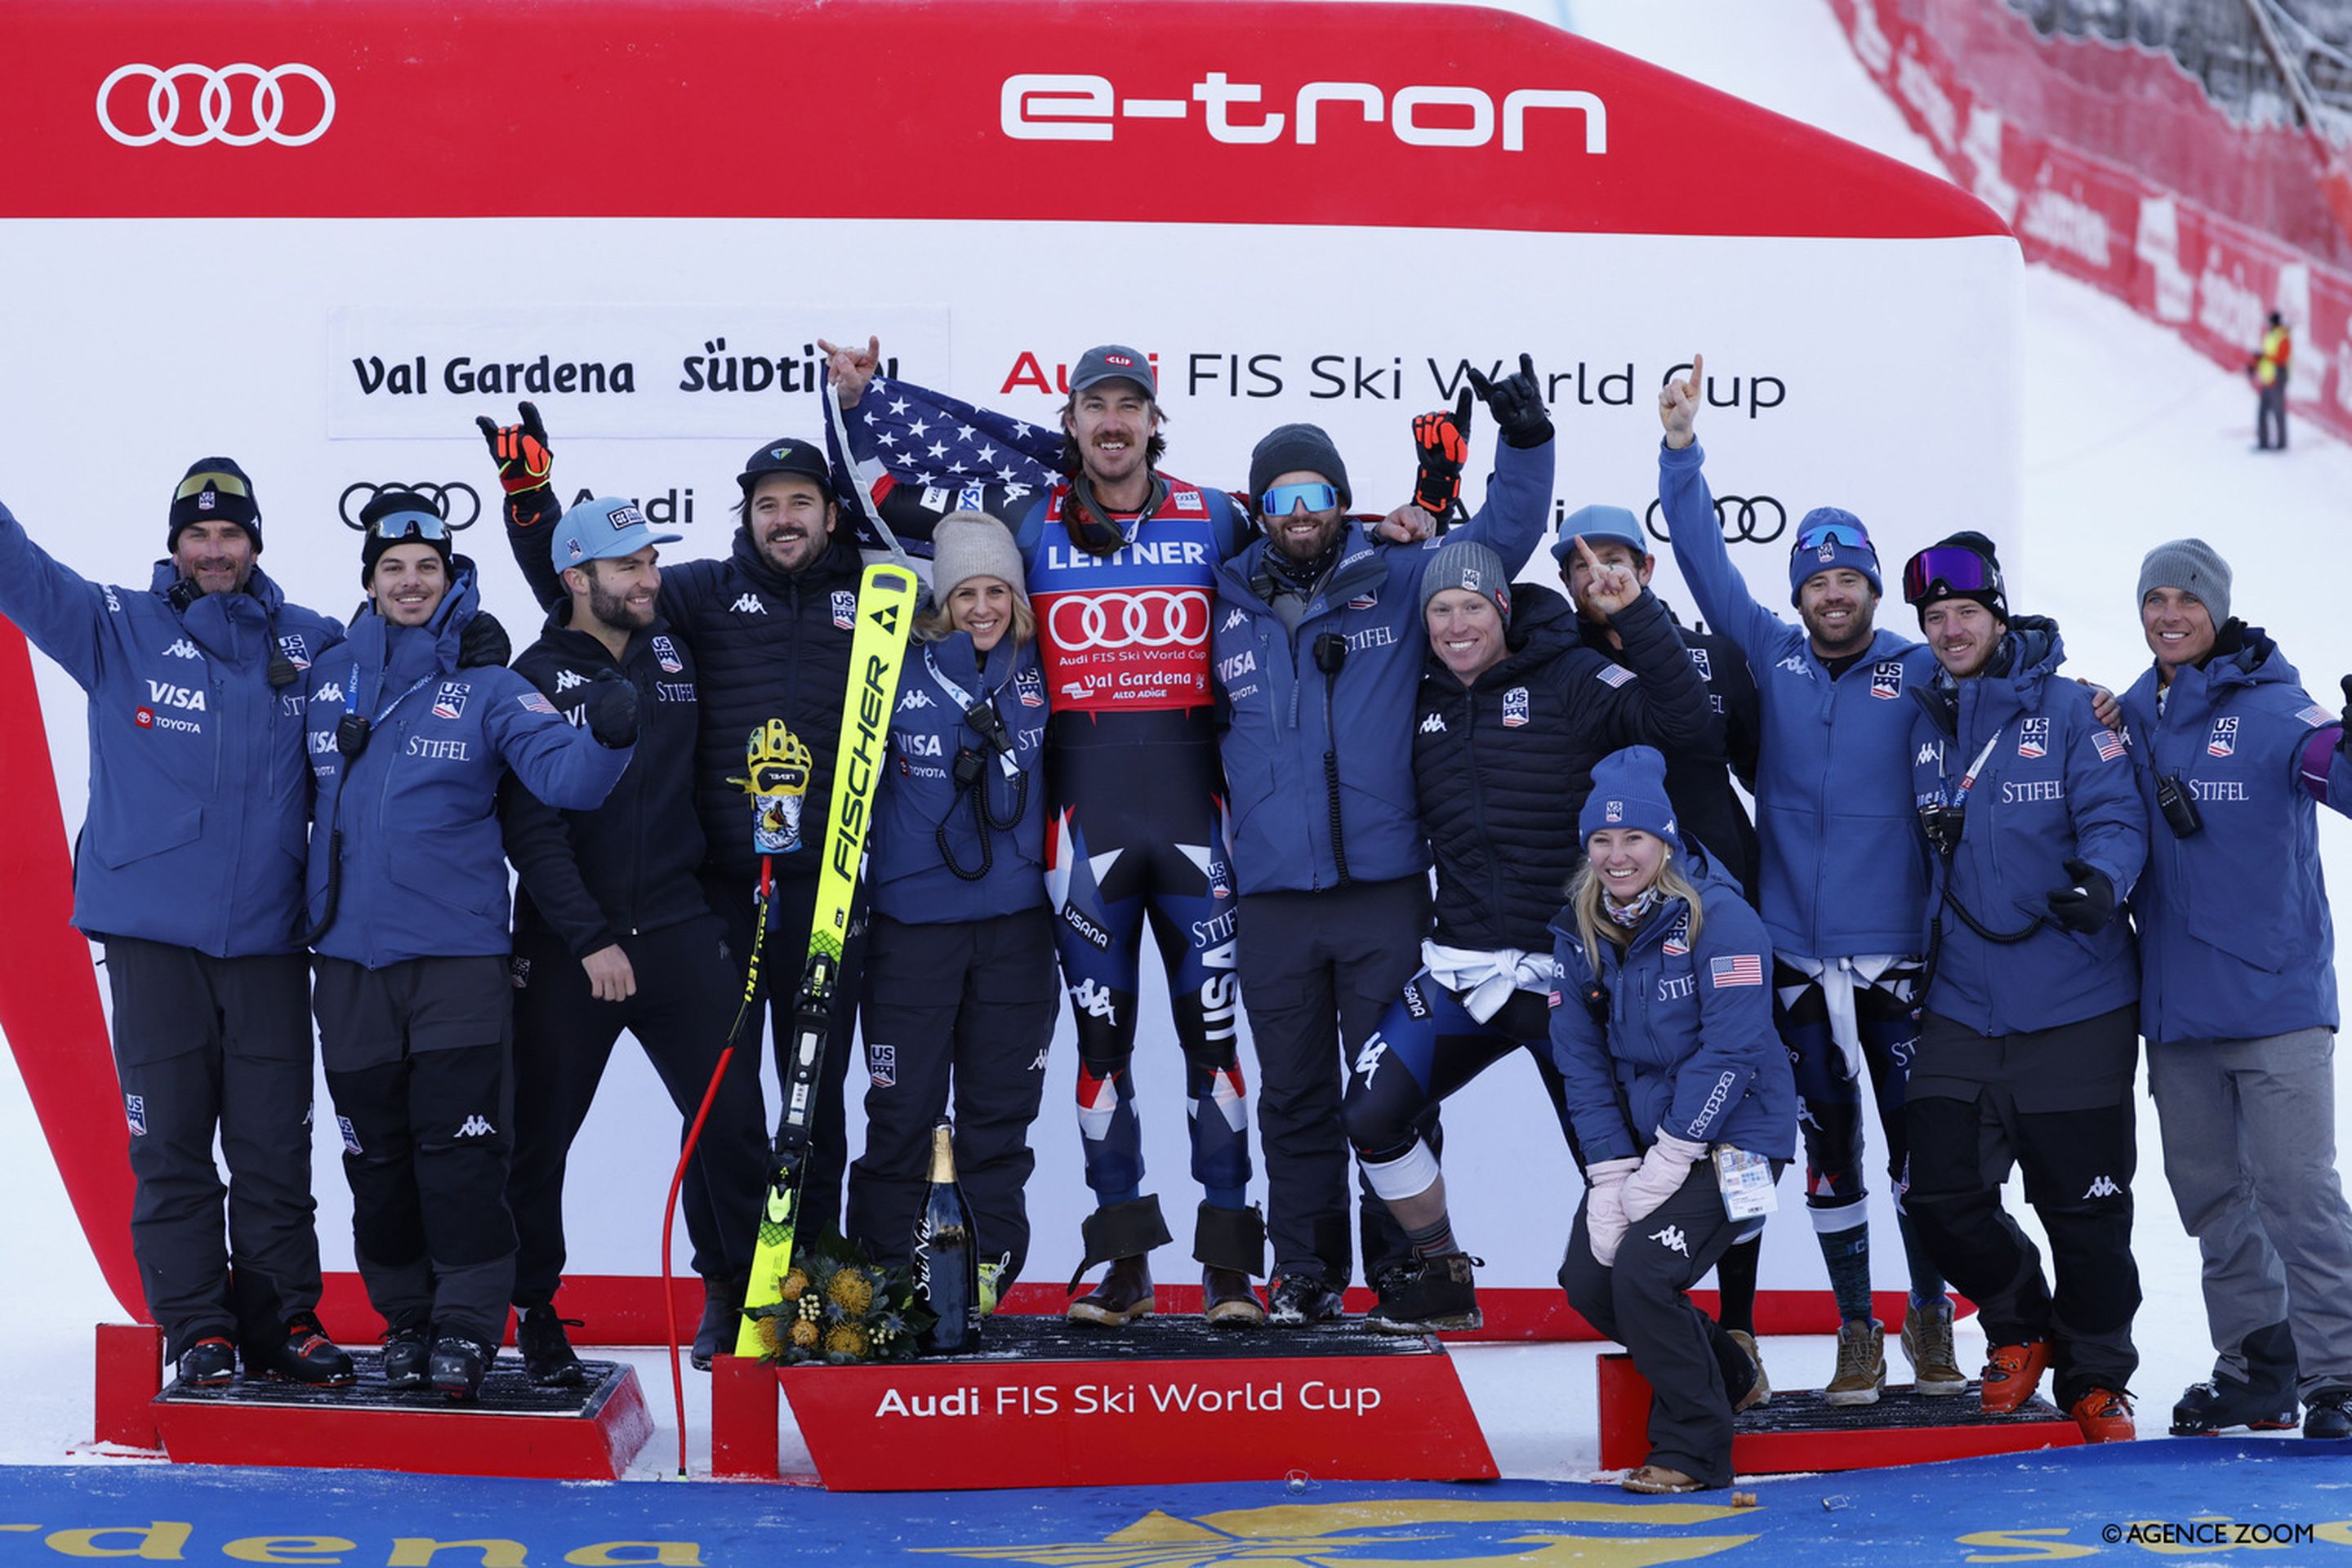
[550,496,682,572]
[1071,345,1156,399]
[737,436,831,497]
[1551,503,1647,563]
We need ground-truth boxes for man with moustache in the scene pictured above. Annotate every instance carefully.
[497,497,771,1382]
[1655,356,1960,1406]
[483,406,869,1356]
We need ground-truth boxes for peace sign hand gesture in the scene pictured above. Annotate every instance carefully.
[1575,534,1642,619]
[819,335,882,409]
[1659,353,1704,449]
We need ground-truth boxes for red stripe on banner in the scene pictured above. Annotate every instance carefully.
[2,0,2005,238]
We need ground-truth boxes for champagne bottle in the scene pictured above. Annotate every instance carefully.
[913,1122,982,1352]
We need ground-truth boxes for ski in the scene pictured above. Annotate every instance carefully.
[735,559,918,1357]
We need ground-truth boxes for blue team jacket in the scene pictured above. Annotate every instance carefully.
[1211,436,1555,895]
[1657,441,1937,960]
[1909,621,2146,1036]
[0,500,342,956]
[2121,627,2348,1044]
[868,630,1049,924]
[1549,852,1797,1165]
[303,567,630,969]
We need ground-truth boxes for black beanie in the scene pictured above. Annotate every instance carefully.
[358,489,453,587]
[167,458,261,552]
[1248,423,1351,510]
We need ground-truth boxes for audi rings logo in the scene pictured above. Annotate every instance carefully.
[1643,494,1786,546]
[1047,589,1209,650]
[98,63,335,148]
[336,481,482,532]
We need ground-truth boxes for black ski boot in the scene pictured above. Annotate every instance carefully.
[430,1334,496,1401]
[1268,1272,1344,1326]
[176,1336,237,1388]
[692,1273,750,1370]
[247,1311,355,1386]
[2305,1387,2352,1439]
[1195,1201,1267,1327]
[516,1303,586,1387]
[381,1323,433,1390]
[1367,1252,1483,1334]
[2172,1320,2299,1435]
[1067,1196,1173,1327]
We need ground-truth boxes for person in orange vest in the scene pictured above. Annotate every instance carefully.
[2250,310,2292,452]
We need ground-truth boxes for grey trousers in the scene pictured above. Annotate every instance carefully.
[2149,1027,2352,1394]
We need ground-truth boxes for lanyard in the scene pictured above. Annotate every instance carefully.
[1940,727,2006,812]
[347,670,434,730]
[924,646,1020,781]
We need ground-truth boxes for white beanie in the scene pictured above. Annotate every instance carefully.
[930,510,1026,604]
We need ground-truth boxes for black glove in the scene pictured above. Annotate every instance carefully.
[456,610,511,670]
[2045,856,2116,934]
[583,670,640,749]
[1465,351,1554,449]
[2338,675,2351,755]
[1410,388,1472,519]
[475,401,553,528]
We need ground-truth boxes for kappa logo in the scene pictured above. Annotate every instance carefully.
[162,639,201,660]
[898,686,936,710]
[2017,716,2049,760]
[104,586,122,613]
[124,1094,147,1138]
[1871,660,1904,700]
[314,681,343,703]
[1777,654,1811,676]
[731,593,766,614]
[1649,1224,1690,1257]
[868,1042,898,1089]
[1419,712,1447,734]
[1502,685,1530,728]
[2083,1174,2122,1199]
[1071,978,1119,1022]
[456,1114,497,1138]
[1027,1049,1050,1071]
[1221,607,1248,633]
[1352,1036,1389,1087]
[2207,716,2238,758]
[652,635,684,674]
[831,590,858,630]
[1917,740,1940,765]
[555,668,588,692]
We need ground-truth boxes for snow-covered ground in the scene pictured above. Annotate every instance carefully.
[7,0,2352,1477]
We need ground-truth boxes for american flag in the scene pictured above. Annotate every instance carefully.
[2093,729,2126,762]
[516,691,558,717]
[826,376,1064,556]
[1709,953,1763,988]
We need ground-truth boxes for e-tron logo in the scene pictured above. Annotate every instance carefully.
[1002,73,1605,152]
[1047,589,1209,650]
[98,63,335,148]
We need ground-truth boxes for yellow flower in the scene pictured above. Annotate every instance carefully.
[788,1318,821,1351]
[755,1316,785,1356]
[823,1323,871,1359]
[780,1268,811,1302]
[827,1270,875,1316]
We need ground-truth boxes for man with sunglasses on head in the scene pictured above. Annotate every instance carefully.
[1657,357,1961,1407]
[1209,371,1555,1327]
[303,489,637,1400]
[0,461,354,1391]
[1899,533,2146,1442]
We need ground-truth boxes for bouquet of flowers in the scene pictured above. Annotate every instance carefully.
[744,1234,935,1365]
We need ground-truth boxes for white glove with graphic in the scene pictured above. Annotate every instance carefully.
[1620,1129,1708,1223]
[1584,1157,1642,1268]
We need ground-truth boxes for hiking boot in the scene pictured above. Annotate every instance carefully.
[429,1335,495,1401]
[1203,1267,1266,1327]
[1824,1319,1885,1406]
[1068,1255,1155,1326]
[2171,1376,2298,1436]
[2305,1388,2352,1440]
[1901,1299,1967,1395]
[247,1312,354,1386]
[381,1324,432,1390]
[1366,1253,1483,1334]
[1621,1463,1705,1494]
[176,1337,237,1388]
[690,1274,747,1371]
[1267,1272,1344,1326]
[1726,1330,1771,1412]
[2069,1386,2136,1443]
[1981,1340,2051,1414]
[516,1303,586,1387]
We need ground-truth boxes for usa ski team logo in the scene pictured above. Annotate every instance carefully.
[831,590,858,630]
[1015,666,1045,707]
[276,633,311,671]
[2207,716,2239,758]
[1687,647,1713,681]
[432,681,469,720]
[1348,590,1379,611]
[2017,717,2048,759]
[1502,686,1530,728]
[867,1042,898,1089]
[124,1094,146,1137]
[1710,954,1764,988]
[1603,799,1624,823]
[1871,660,1904,700]
[1664,914,1690,956]
[653,635,684,674]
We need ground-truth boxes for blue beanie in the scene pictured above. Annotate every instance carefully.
[1550,503,1648,563]
[1579,746,1680,847]
[1788,506,1883,605]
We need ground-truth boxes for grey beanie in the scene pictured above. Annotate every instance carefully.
[1248,423,1352,509]
[1419,540,1511,619]
[929,510,1026,604]
[2138,537,2231,626]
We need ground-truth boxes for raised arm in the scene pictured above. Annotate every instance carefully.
[0,499,110,688]
[1655,354,1783,657]
[479,402,566,612]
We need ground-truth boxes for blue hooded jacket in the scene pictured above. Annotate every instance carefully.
[1548,797,1796,1165]
[0,499,342,956]
[869,629,1049,924]
[1658,441,1938,960]
[303,565,631,969]
[1210,436,1554,895]
[2120,626,2349,1044]
[1908,619,2146,1036]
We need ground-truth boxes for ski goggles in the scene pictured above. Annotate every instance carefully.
[1901,546,2002,606]
[1258,480,1339,517]
[175,470,251,502]
[365,508,452,541]
[1793,519,1869,553]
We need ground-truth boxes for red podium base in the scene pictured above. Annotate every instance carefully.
[97,1326,653,1479]
[1596,1352,2083,1473]
[715,1316,1497,1490]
